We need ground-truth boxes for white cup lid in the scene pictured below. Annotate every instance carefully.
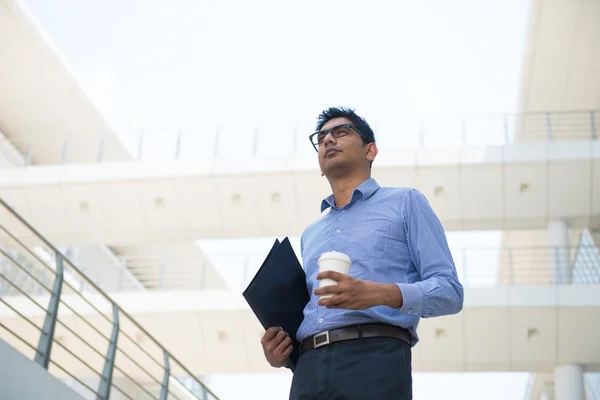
[318,251,351,264]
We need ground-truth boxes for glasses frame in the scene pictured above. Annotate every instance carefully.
[308,123,369,152]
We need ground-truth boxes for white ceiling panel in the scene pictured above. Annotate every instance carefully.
[558,307,600,364]
[98,181,146,234]
[253,173,299,231]
[417,313,464,366]
[24,185,72,235]
[509,307,557,367]
[463,307,510,371]
[175,176,222,231]
[62,183,110,236]
[198,310,247,373]
[417,166,462,222]
[504,163,548,221]
[213,176,261,233]
[548,161,592,219]
[460,164,504,223]
[136,179,183,232]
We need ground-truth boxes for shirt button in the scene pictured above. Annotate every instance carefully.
[408,309,412,314]
[335,229,341,233]
[342,210,347,214]
[319,318,324,323]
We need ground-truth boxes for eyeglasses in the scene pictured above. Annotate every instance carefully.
[308,123,369,152]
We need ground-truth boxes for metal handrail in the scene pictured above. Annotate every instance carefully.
[2,109,597,165]
[207,244,600,290]
[36,243,596,292]
[0,197,219,400]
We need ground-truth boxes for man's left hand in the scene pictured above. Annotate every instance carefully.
[314,271,403,310]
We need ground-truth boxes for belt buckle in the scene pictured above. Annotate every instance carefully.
[313,331,330,349]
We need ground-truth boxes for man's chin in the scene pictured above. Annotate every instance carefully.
[322,161,351,177]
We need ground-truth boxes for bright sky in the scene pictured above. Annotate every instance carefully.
[22,0,531,398]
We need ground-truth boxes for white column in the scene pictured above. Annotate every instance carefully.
[554,364,584,400]
[548,220,570,284]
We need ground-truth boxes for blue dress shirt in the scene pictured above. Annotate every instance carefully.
[296,178,464,346]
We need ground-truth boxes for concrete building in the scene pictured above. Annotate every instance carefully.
[0,0,599,398]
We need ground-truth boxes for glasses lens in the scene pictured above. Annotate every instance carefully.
[316,131,327,144]
[313,125,352,145]
[331,125,351,138]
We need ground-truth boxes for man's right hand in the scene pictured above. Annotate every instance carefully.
[261,327,293,368]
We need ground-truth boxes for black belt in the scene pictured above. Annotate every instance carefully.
[301,323,411,353]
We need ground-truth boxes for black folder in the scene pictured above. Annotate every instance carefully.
[242,237,309,371]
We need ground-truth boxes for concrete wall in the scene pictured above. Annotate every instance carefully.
[0,338,84,400]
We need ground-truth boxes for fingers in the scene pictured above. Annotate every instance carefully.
[262,328,288,351]
[318,294,347,307]
[313,284,342,296]
[274,335,292,355]
[261,327,282,344]
[273,329,288,348]
[281,343,293,359]
[316,270,347,281]
[260,327,293,368]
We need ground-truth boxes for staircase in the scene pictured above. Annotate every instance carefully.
[0,197,219,400]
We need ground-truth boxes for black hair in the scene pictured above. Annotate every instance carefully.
[316,107,376,168]
[315,107,376,144]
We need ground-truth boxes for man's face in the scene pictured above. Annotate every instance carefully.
[317,117,376,176]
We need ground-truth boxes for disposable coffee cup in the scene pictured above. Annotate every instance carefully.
[317,251,352,299]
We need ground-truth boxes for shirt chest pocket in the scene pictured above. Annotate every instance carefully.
[347,219,391,262]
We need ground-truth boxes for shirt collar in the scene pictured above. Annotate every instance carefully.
[320,178,380,212]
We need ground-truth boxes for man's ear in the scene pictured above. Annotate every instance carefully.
[366,142,378,163]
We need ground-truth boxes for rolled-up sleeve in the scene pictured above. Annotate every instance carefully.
[395,189,464,317]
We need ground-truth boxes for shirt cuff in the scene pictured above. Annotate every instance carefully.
[395,283,423,315]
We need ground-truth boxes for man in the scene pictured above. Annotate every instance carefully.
[260,107,464,399]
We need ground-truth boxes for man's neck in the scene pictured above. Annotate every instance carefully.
[328,173,371,208]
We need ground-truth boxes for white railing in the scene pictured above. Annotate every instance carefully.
[0,198,219,399]
[3,110,598,165]
[203,244,600,293]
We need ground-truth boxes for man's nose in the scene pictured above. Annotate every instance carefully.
[323,132,336,146]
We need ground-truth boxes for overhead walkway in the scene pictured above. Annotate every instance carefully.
[501,0,600,307]
[0,198,219,400]
[0,137,598,245]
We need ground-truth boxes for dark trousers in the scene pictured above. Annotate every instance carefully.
[289,337,412,400]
